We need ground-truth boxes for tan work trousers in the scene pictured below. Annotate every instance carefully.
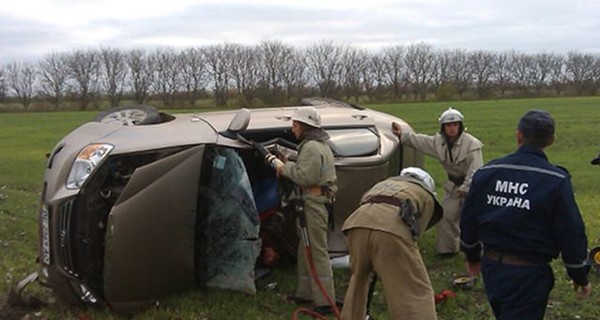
[295,198,335,306]
[342,228,437,320]
[436,181,464,254]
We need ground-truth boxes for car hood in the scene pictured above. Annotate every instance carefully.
[59,113,222,155]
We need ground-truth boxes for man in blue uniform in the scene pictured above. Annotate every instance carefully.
[460,110,591,320]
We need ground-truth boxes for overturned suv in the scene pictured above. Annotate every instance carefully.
[34,98,423,311]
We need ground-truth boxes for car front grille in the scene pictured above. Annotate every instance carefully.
[58,198,78,277]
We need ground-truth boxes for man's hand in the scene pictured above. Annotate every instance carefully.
[392,122,402,138]
[466,261,481,278]
[275,150,288,163]
[265,154,284,174]
[573,282,592,299]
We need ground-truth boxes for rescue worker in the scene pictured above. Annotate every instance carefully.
[460,110,591,320]
[341,167,443,320]
[264,107,338,315]
[392,107,483,257]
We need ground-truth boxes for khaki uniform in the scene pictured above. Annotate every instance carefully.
[401,131,483,253]
[282,138,337,306]
[341,177,442,320]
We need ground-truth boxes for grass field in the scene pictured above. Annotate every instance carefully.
[1,97,599,319]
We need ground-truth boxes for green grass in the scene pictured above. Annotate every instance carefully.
[1,97,599,319]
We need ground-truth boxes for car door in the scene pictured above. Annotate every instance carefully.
[103,145,205,311]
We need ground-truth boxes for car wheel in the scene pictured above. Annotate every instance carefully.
[301,97,361,109]
[93,105,161,126]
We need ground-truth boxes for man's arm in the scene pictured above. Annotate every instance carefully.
[458,137,484,195]
[281,141,322,186]
[553,176,591,298]
[460,178,483,263]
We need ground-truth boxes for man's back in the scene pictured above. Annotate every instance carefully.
[461,145,580,263]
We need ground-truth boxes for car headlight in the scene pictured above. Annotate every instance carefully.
[66,144,114,190]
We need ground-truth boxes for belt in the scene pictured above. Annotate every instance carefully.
[447,175,465,186]
[363,195,403,207]
[364,195,420,240]
[484,250,541,266]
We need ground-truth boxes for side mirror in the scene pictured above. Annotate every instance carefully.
[228,108,251,133]
[221,108,252,143]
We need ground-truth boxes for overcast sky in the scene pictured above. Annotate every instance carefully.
[2,0,599,65]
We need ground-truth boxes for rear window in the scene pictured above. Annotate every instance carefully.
[326,128,379,157]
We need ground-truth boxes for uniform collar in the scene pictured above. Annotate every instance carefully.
[517,145,548,160]
[442,132,464,146]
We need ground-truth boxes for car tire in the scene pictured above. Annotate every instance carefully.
[300,97,362,110]
[93,105,161,126]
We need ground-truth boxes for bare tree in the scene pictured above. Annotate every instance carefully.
[382,45,408,102]
[4,41,600,107]
[66,49,100,110]
[258,41,296,104]
[527,53,555,95]
[431,49,452,100]
[492,51,513,97]
[180,47,207,107]
[447,49,472,100]
[38,52,69,110]
[340,48,368,102]
[280,49,308,103]
[7,61,36,110]
[99,47,127,107]
[548,54,566,96]
[0,66,7,103]
[592,55,600,95]
[229,44,261,106]
[203,43,233,107]
[149,48,182,108]
[305,41,345,98]
[126,49,153,104]
[363,54,386,103]
[565,51,596,95]
[470,50,496,99]
[510,52,534,96]
[404,42,435,100]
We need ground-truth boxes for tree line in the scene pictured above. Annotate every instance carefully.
[0,41,599,111]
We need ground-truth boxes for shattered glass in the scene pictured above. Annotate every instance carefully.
[197,147,261,294]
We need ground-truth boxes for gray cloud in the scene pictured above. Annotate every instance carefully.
[1,0,599,65]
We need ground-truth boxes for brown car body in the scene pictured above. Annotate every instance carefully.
[36,99,423,311]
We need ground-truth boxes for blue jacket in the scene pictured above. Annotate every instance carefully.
[460,145,589,285]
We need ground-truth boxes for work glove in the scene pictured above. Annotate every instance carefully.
[392,122,402,137]
[265,153,284,170]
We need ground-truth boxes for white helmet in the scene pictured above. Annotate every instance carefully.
[438,107,464,125]
[400,167,436,194]
[292,107,321,128]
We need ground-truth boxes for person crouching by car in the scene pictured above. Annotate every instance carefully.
[341,167,443,320]
[265,107,338,315]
